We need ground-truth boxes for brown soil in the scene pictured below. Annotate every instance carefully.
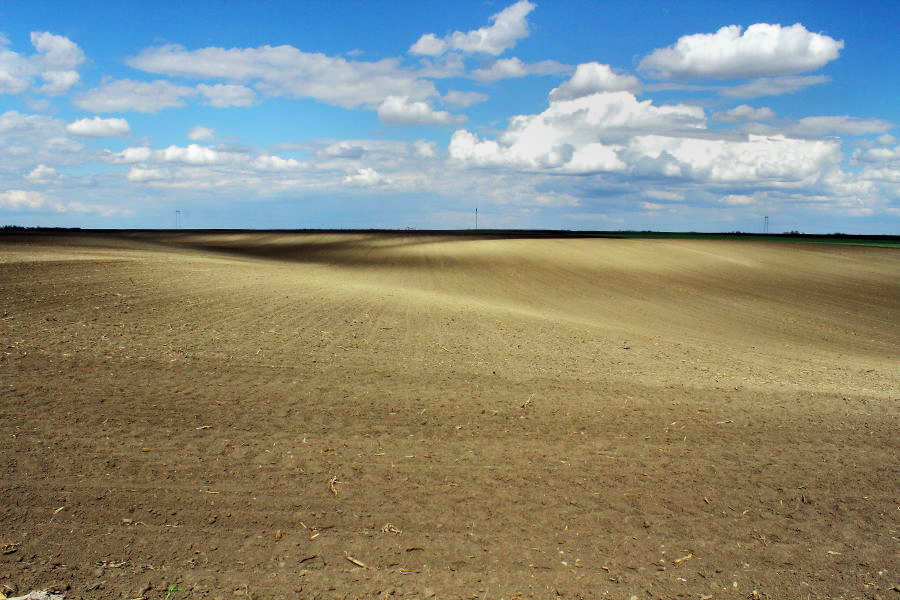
[1,232,897,600]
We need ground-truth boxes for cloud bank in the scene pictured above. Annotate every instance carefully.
[0,3,895,230]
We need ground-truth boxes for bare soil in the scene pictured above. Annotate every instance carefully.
[0,231,897,600]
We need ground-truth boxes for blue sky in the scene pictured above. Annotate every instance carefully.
[1,0,898,233]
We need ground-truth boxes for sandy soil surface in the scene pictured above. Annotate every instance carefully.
[0,231,897,600]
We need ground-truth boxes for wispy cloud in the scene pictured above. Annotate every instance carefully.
[409,0,535,56]
[376,96,465,126]
[721,75,829,98]
[74,79,197,113]
[128,44,435,109]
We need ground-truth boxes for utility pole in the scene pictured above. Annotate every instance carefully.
[175,210,181,229]
[764,215,768,235]
[475,206,478,230]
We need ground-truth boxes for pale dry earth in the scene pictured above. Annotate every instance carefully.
[0,232,897,600]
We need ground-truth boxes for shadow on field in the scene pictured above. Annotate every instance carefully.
[120,230,610,269]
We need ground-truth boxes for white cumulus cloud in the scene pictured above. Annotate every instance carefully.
[343,167,387,186]
[110,143,308,174]
[107,142,310,193]
[126,167,168,182]
[412,140,437,158]
[26,164,60,182]
[409,0,535,56]
[626,133,840,183]
[0,32,85,95]
[0,111,87,169]
[66,116,131,138]
[321,142,367,159]
[550,63,641,101]
[107,144,234,166]
[377,95,465,126]
[471,57,527,81]
[0,189,124,215]
[197,83,256,107]
[639,23,843,80]
[158,144,225,165]
[712,105,776,122]
[0,189,46,209]
[721,194,755,205]
[74,79,197,113]
[30,32,86,95]
[852,145,900,164]
[471,57,570,82]
[409,34,448,58]
[442,90,489,108]
[0,35,32,94]
[446,83,853,201]
[252,155,306,171]
[187,126,215,141]
[450,91,707,173]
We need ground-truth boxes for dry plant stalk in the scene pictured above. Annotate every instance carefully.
[328,475,341,496]
[345,554,369,568]
[673,553,694,565]
[381,523,401,534]
[1,544,19,555]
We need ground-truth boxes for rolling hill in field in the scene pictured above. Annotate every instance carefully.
[1,231,897,599]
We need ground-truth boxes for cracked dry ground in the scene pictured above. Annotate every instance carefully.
[1,232,897,600]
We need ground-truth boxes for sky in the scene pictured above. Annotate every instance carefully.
[1,0,898,233]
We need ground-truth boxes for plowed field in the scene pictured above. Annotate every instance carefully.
[1,232,897,599]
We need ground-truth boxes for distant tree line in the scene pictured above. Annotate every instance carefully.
[2,225,82,230]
